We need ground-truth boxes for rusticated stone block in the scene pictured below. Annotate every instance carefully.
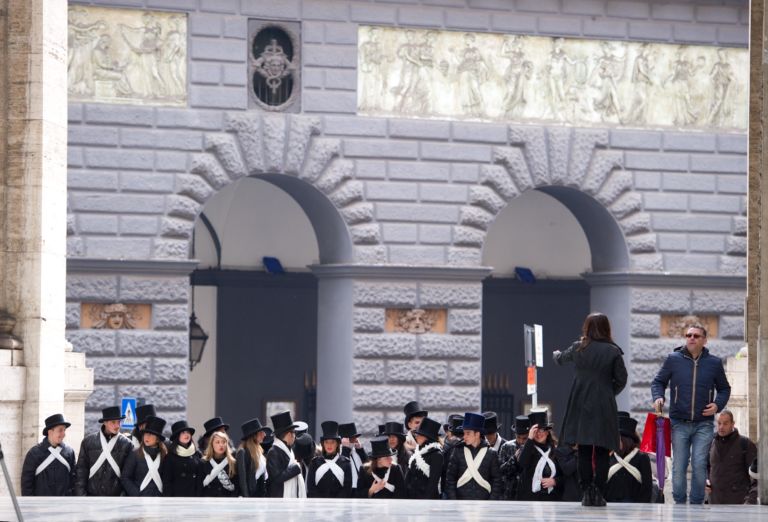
[630,386,653,412]
[631,288,691,313]
[353,245,388,264]
[630,362,662,385]
[387,361,447,384]
[703,340,745,360]
[630,339,676,362]
[153,358,188,383]
[85,384,117,410]
[353,359,385,383]
[91,357,151,384]
[629,314,660,338]
[120,277,189,302]
[66,303,81,329]
[67,275,118,301]
[419,386,480,409]
[118,385,187,409]
[353,385,417,408]
[153,239,190,259]
[449,361,481,385]
[153,304,189,330]
[354,282,417,307]
[353,411,386,435]
[420,283,482,308]
[719,315,744,340]
[691,290,744,314]
[354,334,417,358]
[419,335,481,359]
[447,247,482,267]
[448,310,482,334]
[117,331,187,356]
[630,253,664,271]
[353,308,385,333]
[68,330,117,356]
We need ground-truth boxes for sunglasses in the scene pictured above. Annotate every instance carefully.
[685,333,703,339]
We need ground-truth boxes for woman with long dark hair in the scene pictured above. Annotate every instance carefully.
[553,312,628,507]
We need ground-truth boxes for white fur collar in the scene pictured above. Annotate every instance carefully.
[409,442,442,477]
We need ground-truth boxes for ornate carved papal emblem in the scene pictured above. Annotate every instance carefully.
[660,314,718,339]
[248,21,301,111]
[385,308,447,334]
[81,303,151,330]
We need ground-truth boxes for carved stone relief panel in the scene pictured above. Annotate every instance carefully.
[385,308,447,334]
[248,20,301,112]
[80,303,152,330]
[358,26,748,131]
[660,314,718,339]
[68,6,187,106]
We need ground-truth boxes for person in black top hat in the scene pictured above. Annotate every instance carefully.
[128,404,157,450]
[357,436,406,499]
[260,427,275,453]
[198,416,230,453]
[403,401,428,452]
[75,406,134,496]
[236,418,269,497]
[266,410,306,498]
[405,417,443,499]
[445,412,503,500]
[339,422,367,494]
[441,415,464,498]
[121,416,167,497]
[605,415,653,503]
[293,432,318,477]
[21,414,76,496]
[499,414,530,500]
[162,420,202,497]
[383,421,411,477]
[201,430,239,497]
[307,421,353,498]
[483,411,507,456]
[377,424,386,436]
[516,410,562,502]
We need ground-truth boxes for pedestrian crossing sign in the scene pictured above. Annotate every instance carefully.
[121,397,137,430]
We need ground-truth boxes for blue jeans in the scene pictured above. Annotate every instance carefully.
[670,419,714,504]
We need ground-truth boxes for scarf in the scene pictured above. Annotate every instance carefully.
[348,448,363,488]
[457,446,491,493]
[255,455,267,481]
[139,450,163,493]
[490,435,503,452]
[203,458,235,491]
[408,442,442,477]
[274,438,306,498]
[531,445,556,494]
[315,454,345,486]
[608,448,642,483]
[35,445,70,475]
[373,467,395,493]
[175,443,197,458]
[89,430,122,479]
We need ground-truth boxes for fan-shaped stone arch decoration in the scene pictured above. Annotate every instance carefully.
[154,112,382,261]
[449,125,662,272]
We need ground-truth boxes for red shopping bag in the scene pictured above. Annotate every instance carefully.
[640,412,671,457]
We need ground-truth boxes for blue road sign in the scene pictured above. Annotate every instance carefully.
[121,397,137,430]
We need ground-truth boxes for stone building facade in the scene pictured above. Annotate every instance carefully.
[65,0,749,435]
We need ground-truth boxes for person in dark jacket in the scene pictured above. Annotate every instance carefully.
[707,410,757,504]
[162,420,202,497]
[339,422,367,495]
[357,437,406,499]
[21,414,76,496]
[499,415,530,500]
[201,430,239,497]
[483,412,507,456]
[75,406,133,496]
[605,415,653,503]
[445,412,503,500]
[236,418,268,497]
[516,410,562,502]
[403,401,428,453]
[127,404,156,450]
[383,421,412,477]
[553,312,628,506]
[121,416,167,497]
[405,417,443,499]
[266,410,306,498]
[197,416,230,454]
[554,443,580,501]
[307,421,353,498]
[293,432,318,478]
[651,323,731,505]
[441,415,464,498]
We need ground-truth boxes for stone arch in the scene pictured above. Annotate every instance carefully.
[451,125,661,272]
[155,112,381,263]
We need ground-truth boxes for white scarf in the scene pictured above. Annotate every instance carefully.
[131,434,141,450]
[139,451,163,493]
[373,467,395,493]
[491,435,503,452]
[315,454,345,486]
[255,456,267,481]
[531,445,556,494]
[457,446,491,493]
[35,445,70,475]
[89,431,122,479]
[274,438,306,498]
[608,448,642,483]
[348,448,363,488]
[408,442,442,477]
[175,443,197,458]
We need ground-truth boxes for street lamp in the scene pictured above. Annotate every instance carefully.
[189,311,209,371]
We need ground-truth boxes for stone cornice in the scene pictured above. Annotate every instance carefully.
[309,264,493,281]
[583,271,746,289]
[67,258,199,276]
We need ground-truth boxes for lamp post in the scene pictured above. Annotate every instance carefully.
[189,311,209,371]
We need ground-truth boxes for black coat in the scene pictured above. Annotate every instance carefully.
[405,444,443,499]
[605,450,653,503]
[75,429,133,496]
[306,453,353,498]
[21,438,76,496]
[121,447,165,497]
[266,442,303,497]
[554,340,628,452]
[554,445,581,501]
[516,439,563,501]
[393,444,412,478]
[498,439,522,500]
[201,457,239,497]
[356,464,406,499]
[341,445,367,492]
[445,440,503,500]
[162,444,203,497]
[236,448,267,497]
[441,437,461,496]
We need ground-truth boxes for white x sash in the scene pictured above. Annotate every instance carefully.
[457,446,491,493]
[35,446,70,475]
[532,445,557,494]
[89,431,121,479]
[608,448,642,483]
[315,454,345,486]
[203,458,229,487]
[139,452,163,493]
[373,467,395,493]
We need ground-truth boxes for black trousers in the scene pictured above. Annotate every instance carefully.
[577,445,609,491]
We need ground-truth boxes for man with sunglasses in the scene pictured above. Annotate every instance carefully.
[651,324,731,505]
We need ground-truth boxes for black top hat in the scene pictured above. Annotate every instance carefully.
[449,415,465,436]
[260,427,274,452]
[528,409,553,430]
[383,421,406,439]
[339,422,361,439]
[43,414,71,436]
[241,418,268,441]
[170,420,195,440]
[98,406,126,423]
[414,417,441,443]
[271,410,300,436]
[617,411,631,418]
[320,421,342,442]
[369,436,396,459]
[483,411,499,434]
[141,416,167,442]
[461,412,486,434]
[377,424,386,436]
[135,404,157,426]
[203,417,230,438]
[513,415,531,435]
[618,415,640,442]
[293,433,316,462]
[403,401,428,426]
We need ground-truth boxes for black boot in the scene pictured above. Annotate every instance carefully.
[581,486,594,506]
[592,485,607,507]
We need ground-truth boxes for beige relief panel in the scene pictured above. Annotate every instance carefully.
[80,303,152,330]
[68,6,187,106]
[358,26,748,131]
